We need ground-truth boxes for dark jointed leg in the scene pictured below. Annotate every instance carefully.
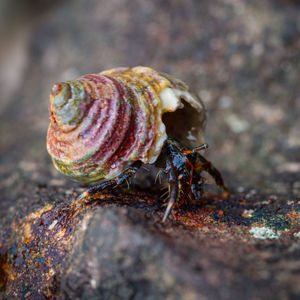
[162,157,179,222]
[79,161,142,200]
[195,153,229,196]
[181,141,229,196]
[176,157,195,208]
[190,168,204,200]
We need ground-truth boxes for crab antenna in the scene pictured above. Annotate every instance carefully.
[193,143,208,152]
[182,143,209,155]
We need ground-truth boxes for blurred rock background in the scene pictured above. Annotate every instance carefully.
[0,0,299,299]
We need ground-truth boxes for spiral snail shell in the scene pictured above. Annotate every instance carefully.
[47,66,206,183]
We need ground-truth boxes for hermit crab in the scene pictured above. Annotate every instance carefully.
[47,66,228,221]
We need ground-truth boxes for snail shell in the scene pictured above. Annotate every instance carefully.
[47,66,206,182]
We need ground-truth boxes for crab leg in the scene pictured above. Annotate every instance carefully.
[176,157,194,208]
[195,154,229,196]
[79,161,142,199]
[162,157,179,222]
[190,169,204,200]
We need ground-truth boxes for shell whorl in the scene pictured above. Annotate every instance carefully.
[47,66,206,182]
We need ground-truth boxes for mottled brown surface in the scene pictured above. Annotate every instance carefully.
[0,0,299,299]
[0,185,299,299]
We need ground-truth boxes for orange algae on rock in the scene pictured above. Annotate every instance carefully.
[0,190,160,298]
[0,199,87,298]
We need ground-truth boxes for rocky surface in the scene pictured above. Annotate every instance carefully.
[0,0,299,299]
[0,182,299,299]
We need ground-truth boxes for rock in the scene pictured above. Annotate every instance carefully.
[1,188,299,299]
[59,204,300,300]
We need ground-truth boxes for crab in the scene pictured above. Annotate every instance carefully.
[47,66,228,221]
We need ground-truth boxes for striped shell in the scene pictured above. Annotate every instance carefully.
[47,66,206,182]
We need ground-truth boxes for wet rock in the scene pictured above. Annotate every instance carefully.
[1,187,299,299]
[58,204,300,300]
